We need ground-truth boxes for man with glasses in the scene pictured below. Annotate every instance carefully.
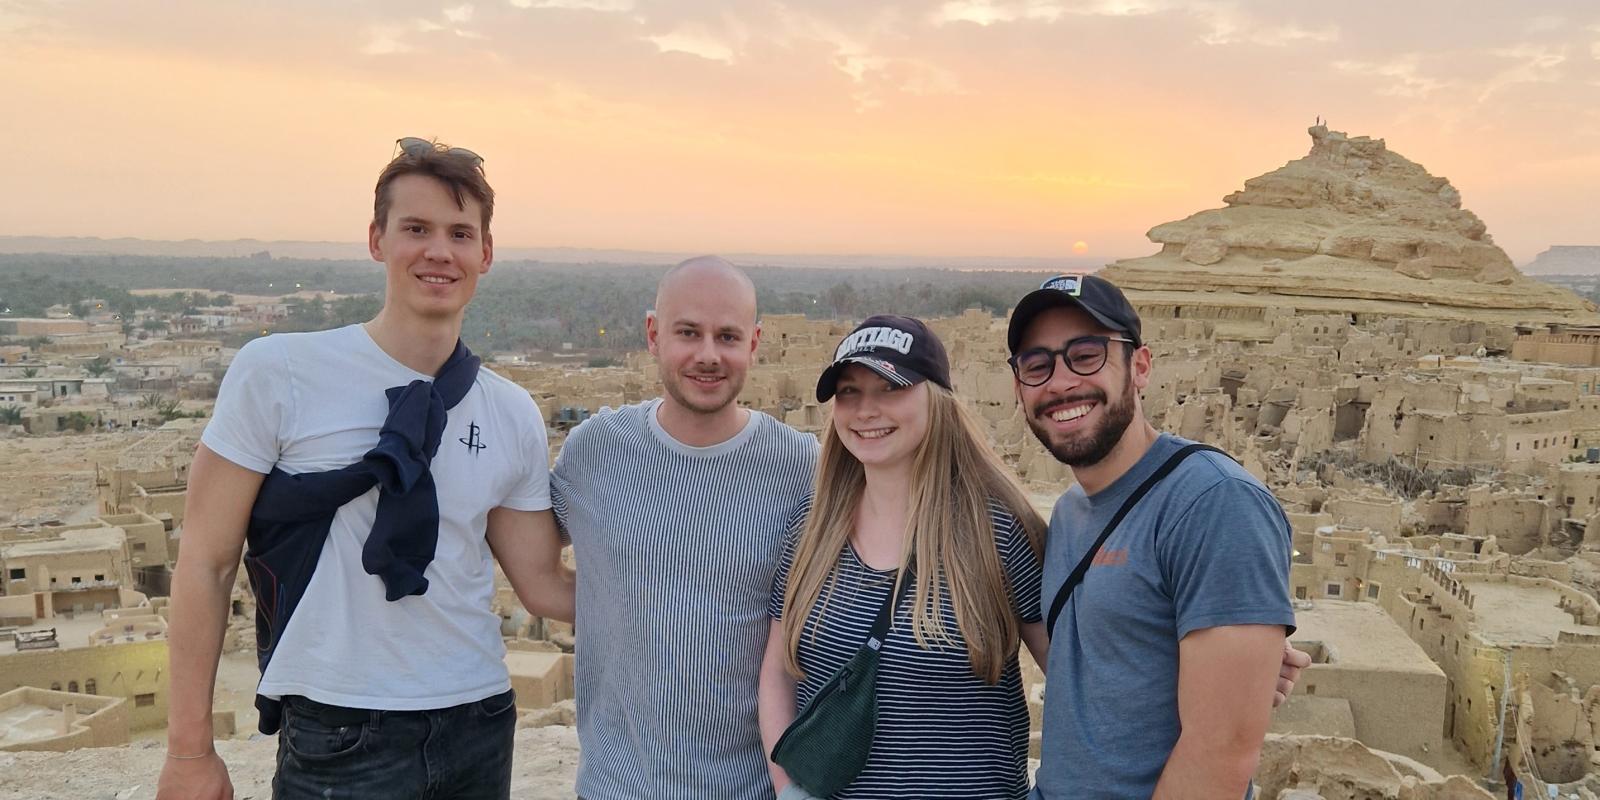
[157,139,573,800]
[1010,275,1297,799]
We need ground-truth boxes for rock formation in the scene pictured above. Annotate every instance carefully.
[1099,126,1598,330]
[1256,735,1496,800]
[1525,245,1600,276]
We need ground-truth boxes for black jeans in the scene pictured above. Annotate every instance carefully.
[273,689,517,800]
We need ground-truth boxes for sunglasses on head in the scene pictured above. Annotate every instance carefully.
[394,137,484,168]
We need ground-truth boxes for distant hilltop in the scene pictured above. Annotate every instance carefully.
[0,235,366,261]
[1098,124,1598,328]
[1523,246,1600,277]
[0,235,1105,273]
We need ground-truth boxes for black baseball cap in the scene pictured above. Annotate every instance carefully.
[816,315,952,402]
[1007,274,1142,354]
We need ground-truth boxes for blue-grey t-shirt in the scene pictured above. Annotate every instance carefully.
[1031,434,1295,800]
[552,401,819,800]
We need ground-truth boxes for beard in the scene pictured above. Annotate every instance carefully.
[660,368,744,416]
[1026,372,1138,468]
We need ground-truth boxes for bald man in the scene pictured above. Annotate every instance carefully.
[551,256,819,800]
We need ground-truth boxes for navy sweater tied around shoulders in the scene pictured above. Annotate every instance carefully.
[242,340,480,734]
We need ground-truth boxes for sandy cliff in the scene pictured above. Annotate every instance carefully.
[1100,126,1597,327]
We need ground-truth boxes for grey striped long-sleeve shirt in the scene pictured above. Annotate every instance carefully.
[552,399,819,800]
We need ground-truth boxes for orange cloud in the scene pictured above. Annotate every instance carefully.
[1,1,1597,265]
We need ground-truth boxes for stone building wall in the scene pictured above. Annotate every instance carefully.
[1294,659,1446,766]
[1,530,133,607]
[97,513,168,570]
[0,639,168,731]
[1381,573,1500,767]
[1512,335,1600,367]
[0,686,128,752]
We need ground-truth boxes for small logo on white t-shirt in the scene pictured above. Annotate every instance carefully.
[460,422,486,455]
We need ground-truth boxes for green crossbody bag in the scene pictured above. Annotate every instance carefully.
[770,569,913,798]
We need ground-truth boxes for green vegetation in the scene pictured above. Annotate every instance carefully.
[138,393,204,421]
[0,405,22,425]
[0,253,379,307]
[457,263,1046,352]
[1,253,1054,354]
[278,294,383,333]
[0,272,235,322]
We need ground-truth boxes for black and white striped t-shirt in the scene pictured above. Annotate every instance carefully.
[770,497,1044,799]
[552,399,819,800]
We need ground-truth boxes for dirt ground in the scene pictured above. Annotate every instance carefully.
[127,648,261,745]
[0,430,148,526]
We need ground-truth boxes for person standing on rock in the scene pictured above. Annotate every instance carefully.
[157,139,574,800]
[1013,274,1298,799]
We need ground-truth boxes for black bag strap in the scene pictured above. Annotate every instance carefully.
[1045,443,1228,640]
[865,568,915,651]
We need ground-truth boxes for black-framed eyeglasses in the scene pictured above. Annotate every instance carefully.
[395,137,484,168]
[1008,335,1137,386]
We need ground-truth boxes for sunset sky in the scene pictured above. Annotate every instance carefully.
[2,1,1598,264]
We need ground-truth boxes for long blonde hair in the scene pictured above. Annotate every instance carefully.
[781,383,1045,685]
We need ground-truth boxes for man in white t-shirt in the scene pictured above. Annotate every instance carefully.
[157,140,574,800]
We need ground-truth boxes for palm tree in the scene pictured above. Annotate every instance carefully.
[139,393,182,419]
[20,367,37,379]
[85,358,113,378]
[0,406,22,425]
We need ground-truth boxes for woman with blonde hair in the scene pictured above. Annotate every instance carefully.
[758,315,1048,799]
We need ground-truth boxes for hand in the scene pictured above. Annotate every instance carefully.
[1273,640,1311,708]
[778,781,826,800]
[156,750,233,800]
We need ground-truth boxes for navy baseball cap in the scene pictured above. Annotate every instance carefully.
[817,315,952,402]
[1007,274,1142,354]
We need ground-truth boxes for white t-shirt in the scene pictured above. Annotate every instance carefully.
[202,324,550,710]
